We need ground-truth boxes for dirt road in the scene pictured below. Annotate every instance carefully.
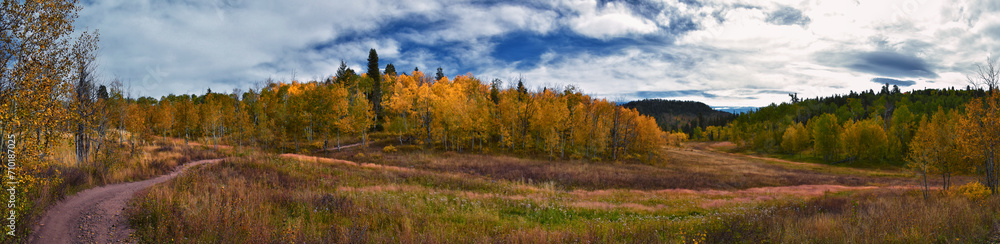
[29,158,225,244]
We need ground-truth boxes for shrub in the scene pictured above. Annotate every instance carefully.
[952,181,990,201]
[383,145,398,153]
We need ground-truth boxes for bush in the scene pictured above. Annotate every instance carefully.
[952,181,990,201]
[383,145,398,153]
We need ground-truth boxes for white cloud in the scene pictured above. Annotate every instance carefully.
[75,0,1000,106]
[557,0,659,39]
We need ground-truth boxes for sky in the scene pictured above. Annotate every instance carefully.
[76,0,1000,107]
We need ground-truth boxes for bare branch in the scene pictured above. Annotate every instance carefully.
[969,56,1000,92]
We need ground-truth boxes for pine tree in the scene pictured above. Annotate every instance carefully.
[385,63,396,77]
[367,49,382,128]
[335,60,355,84]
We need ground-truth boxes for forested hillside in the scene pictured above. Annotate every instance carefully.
[621,99,735,138]
[720,78,1000,193]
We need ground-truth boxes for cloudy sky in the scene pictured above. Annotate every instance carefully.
[77,0,1000,107]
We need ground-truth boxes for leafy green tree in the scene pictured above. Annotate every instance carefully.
[887,105,915,161]
[810,113,840,161]
[780,122,810,154]
[841,118,887,162]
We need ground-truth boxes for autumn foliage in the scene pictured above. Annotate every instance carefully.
[144,70,665,162]
[725,79,1000,194]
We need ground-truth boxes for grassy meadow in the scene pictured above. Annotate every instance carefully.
[125,140,1000,243]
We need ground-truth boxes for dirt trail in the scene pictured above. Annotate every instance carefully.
[29,158,225,244]
[319,142,363,152]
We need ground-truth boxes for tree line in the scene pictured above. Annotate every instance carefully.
[720,58,1000,195]
[135,54,666,161]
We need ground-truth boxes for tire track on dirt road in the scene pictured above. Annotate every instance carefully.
[29,158,226,244]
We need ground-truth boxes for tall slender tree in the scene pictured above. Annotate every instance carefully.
[367,49,382,128]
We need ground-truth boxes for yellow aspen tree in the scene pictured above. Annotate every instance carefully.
[781,122,810,155]
[530,89,568,158]
[386,73,418,144]
[412,72,437,147]
[587,99,615,159]
[958,91,1000,193]
[0,0,86,239]
[630,113,666,162]
[909,116,936,199]
[497,89,521,149]
[841,118,887,162]
[568,98,593,158]
[316,82,349,152]
[935,109,968,190]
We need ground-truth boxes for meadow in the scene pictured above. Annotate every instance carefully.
[125,140,1000,243]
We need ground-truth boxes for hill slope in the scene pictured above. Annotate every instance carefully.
[621,99,735,134]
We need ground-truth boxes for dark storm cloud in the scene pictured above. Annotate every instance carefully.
[818,50,939,79]
[848,51,938,78]
[871,77,916,87]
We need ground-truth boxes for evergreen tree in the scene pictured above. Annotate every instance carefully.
[367,49,383,128]
[98,85,109,100]
[436,67,445,81]
[490,78,501,105]
[384,63,396,77]
[335,60,355,84]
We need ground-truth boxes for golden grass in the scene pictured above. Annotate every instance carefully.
[124,143,1000,243]
[701,190,1000,243]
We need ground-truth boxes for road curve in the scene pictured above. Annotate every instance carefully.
[29,158,225,244]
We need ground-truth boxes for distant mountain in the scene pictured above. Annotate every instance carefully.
[621,99,736,134]
[712,106,758,115]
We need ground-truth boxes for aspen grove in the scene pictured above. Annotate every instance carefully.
[142,67,666,162]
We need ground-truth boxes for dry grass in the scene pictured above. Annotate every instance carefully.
[124,142,999,243]
[359,147,923,191]
[74,141,226,187]
[700,190,1000,243]
[127,156,741,243]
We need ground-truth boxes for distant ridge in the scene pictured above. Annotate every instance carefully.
[621,99,736,134]
[712,106,757,114]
